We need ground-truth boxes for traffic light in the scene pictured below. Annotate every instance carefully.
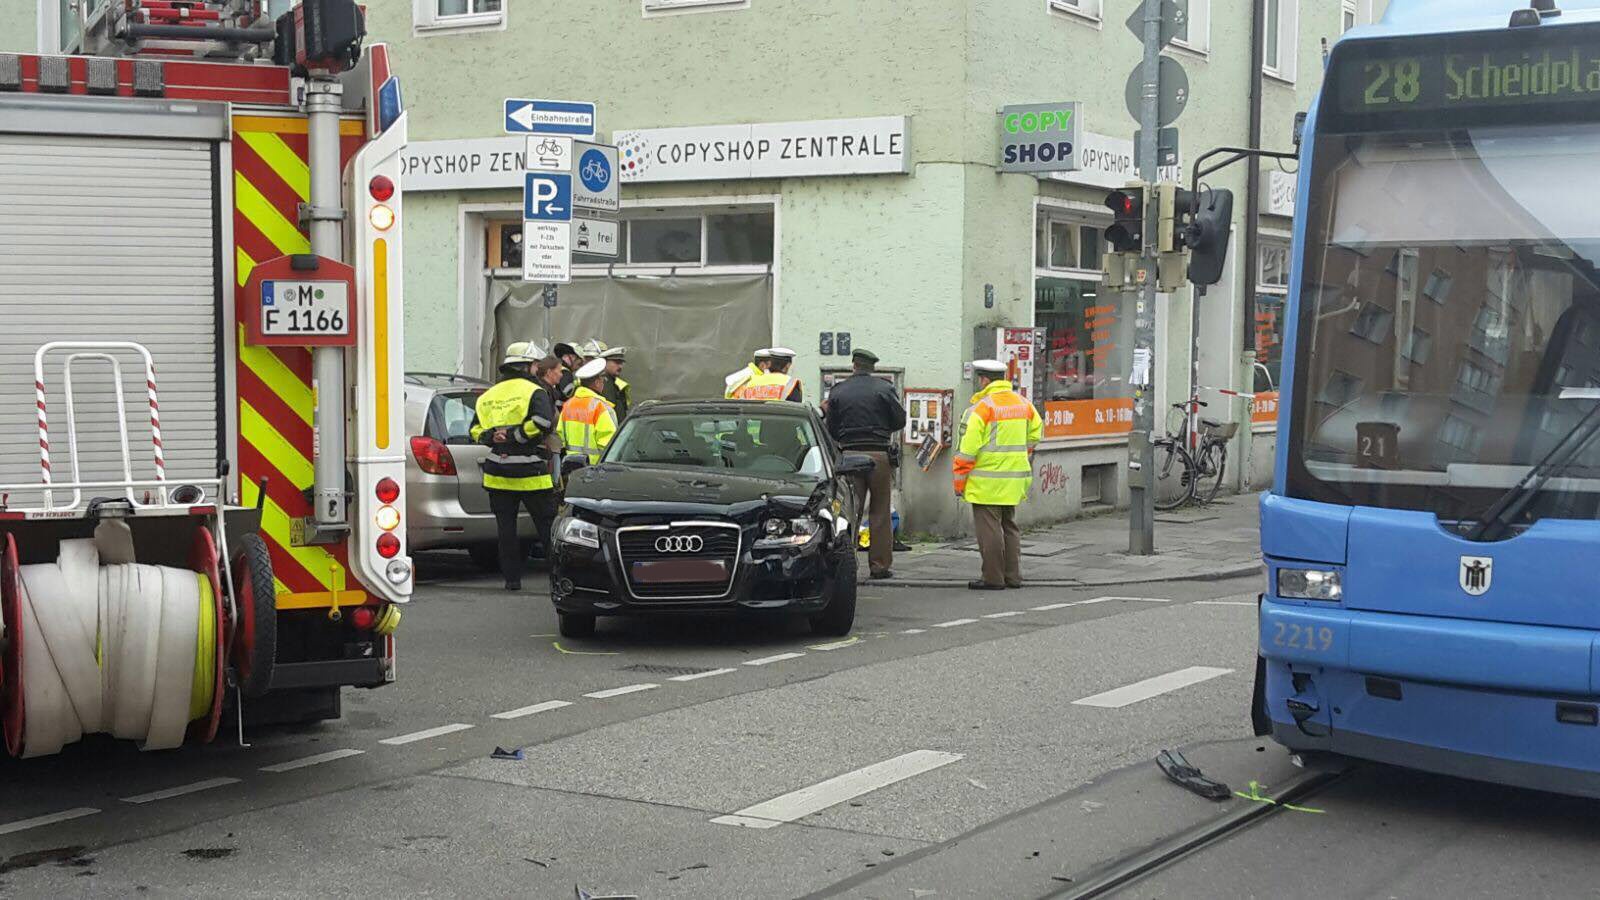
[1185,188,1234,287]
[1104,186,1146,254]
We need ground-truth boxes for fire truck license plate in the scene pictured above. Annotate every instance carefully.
[261,280,350,337]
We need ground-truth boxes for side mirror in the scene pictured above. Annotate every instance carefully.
[837,452,877,476]
[1293,112,1308,151]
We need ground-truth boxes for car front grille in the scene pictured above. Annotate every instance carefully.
[615,521,742,600]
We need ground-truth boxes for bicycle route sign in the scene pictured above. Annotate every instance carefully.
[572,140,619,212]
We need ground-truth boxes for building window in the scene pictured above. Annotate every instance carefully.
[644,0,750,15]
[1262,0,1298,83]
[1034,208,1130,441]
[415,0,505,32]
[1350,302,1393,344]
[489,210,774,271]
[1341,0,1373,32]
[1438,414,1484,464]
[1048,0,1102,23]
[1255,240,1290,407]
[1401,328,1432,366]
[1172,0,1210,54]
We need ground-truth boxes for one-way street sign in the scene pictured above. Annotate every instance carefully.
[504,98,596,137]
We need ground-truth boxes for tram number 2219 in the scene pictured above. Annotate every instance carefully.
[1273,622,1333,653]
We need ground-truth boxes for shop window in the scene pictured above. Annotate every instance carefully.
[1259,242,1290,290]
[1263,0,1298,83]
[1035,278,1132,441]
[706,213,774,265]
[1254,294,1286,390]
[1048,0,1101,22]
[1039,214,1103,275]
[628,218,702,264]
[416,0,505,31]
[1254,240,1289,427]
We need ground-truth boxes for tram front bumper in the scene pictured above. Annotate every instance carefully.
[1258,597,1600,798]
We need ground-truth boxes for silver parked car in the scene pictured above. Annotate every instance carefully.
[404,373,532,569]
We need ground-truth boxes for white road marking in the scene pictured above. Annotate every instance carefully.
[1196,600,1256,607]
[122,777,241,804]
[901,628,927,635]
[0,807,100,836]
[260,749,366,773]
[491,700,573,720]
[1087,596,1172,604]
[933,618,978,628]
[982,611,1026,619]
[1030,602,1074,611]
[809,637,861,651]
[379,723,475,745]
[669,667,736,682]
[584,683,659,699]
[745,652,805,667]
[710,749,964,829]
[1073,666,1235,709]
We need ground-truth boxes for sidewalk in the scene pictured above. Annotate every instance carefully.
[873,496,1262,588]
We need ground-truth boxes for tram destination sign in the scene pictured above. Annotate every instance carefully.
[1331,26,1600,128]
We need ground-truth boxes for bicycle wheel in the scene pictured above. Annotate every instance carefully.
[1152,440,1195,511]
[1194,440,1227,505]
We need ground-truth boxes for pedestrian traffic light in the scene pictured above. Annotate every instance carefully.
[1185,188,1235,287]
[1104,186,1146,254]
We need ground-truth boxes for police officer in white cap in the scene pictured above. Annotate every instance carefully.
[598,346,632,421]
[734,347,802,402]
[726,348,774,399]
[953,358,1042,591]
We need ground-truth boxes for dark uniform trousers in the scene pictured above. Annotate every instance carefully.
[971,503,1023,587]
[488,488,558,584]
[855,451,895,575]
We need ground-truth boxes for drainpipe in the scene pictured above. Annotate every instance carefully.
[1238,0,1267,493]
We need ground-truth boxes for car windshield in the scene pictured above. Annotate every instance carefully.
[604,411,828,477]
[1288,123,1600,524]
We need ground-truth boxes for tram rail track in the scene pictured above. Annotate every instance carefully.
[1048,765,1352,899]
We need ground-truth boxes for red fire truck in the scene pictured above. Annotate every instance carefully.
[0,0,411,757]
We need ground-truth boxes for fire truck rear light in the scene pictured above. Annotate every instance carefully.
[369,203,395,231]
[349,606,376,630]
[368,175,395,201]
[385,559,412,585]
[375,504,400,532]
[409,436,457,475]
[376,532,401,559]
[375,476,400,503]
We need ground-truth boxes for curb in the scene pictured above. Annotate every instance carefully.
[863,563,1263,590]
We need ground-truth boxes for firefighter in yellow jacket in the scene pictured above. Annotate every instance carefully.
[559,358,618,466]
[469,344,563,591]
[952,359,1042,591]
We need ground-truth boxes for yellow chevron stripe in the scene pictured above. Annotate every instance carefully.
[239,130,310,201]
[233,115,365,137]
[234,172,309,256]
[237,247,255,288]
[241,400,314,489]
[272,576,289,597]
[237,325,314,427]
[239,477,336,595]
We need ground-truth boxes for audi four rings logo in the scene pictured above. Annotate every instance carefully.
[655,535,704,553]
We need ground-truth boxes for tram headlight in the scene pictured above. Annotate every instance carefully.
[1277,568,1342,602]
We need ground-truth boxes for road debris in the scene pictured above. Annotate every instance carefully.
[1156,749,1231,801]
[574,886,638,900]
[967,778,989,790]
[1080,800,1105,813]
[491,746,526,761]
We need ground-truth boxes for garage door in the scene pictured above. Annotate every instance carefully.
[0,133,220,504]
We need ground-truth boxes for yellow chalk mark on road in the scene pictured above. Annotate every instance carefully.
[552,641,620,656]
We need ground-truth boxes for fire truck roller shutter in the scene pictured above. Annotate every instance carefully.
[0,132,223,502]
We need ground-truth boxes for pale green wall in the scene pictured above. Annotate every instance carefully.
[2,0,36,52]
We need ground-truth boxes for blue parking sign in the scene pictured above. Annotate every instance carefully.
[524,173,572,222]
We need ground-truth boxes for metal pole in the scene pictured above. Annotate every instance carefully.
[306,77,347,530]
[1129,0,1163,556]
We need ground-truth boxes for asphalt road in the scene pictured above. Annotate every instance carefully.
[2,552,1597,898]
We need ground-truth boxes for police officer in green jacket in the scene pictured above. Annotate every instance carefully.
[599,346,632,421]
[469,343,563,590]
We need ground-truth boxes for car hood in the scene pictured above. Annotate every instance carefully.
[564,463,822,518]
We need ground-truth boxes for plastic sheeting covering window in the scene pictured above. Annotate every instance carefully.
[484,275,773,402]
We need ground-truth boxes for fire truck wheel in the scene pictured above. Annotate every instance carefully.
[231,533,277,699]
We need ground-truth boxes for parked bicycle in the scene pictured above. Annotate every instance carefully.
[1153,398,1236,510]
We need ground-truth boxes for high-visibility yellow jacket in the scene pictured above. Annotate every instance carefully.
[952,380,1042,505]
[559,386,618,465]
[734,370,803,402]
[469,377,556,492]
[725,363,763,399]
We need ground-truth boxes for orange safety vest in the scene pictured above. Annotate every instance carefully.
[558,386,618,465]
[734,371,802,402]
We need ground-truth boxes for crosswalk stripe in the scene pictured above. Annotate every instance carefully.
[1073,666,1235,709]
[711,750,964,829]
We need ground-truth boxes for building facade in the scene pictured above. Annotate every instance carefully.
[9,0,1384,536]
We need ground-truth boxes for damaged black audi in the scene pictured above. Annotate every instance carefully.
[548,400,870,639]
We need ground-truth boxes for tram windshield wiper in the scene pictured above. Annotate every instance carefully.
[1467,395,1600,542]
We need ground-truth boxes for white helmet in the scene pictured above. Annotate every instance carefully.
[580,338,609,358]
[501,341,540,369]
